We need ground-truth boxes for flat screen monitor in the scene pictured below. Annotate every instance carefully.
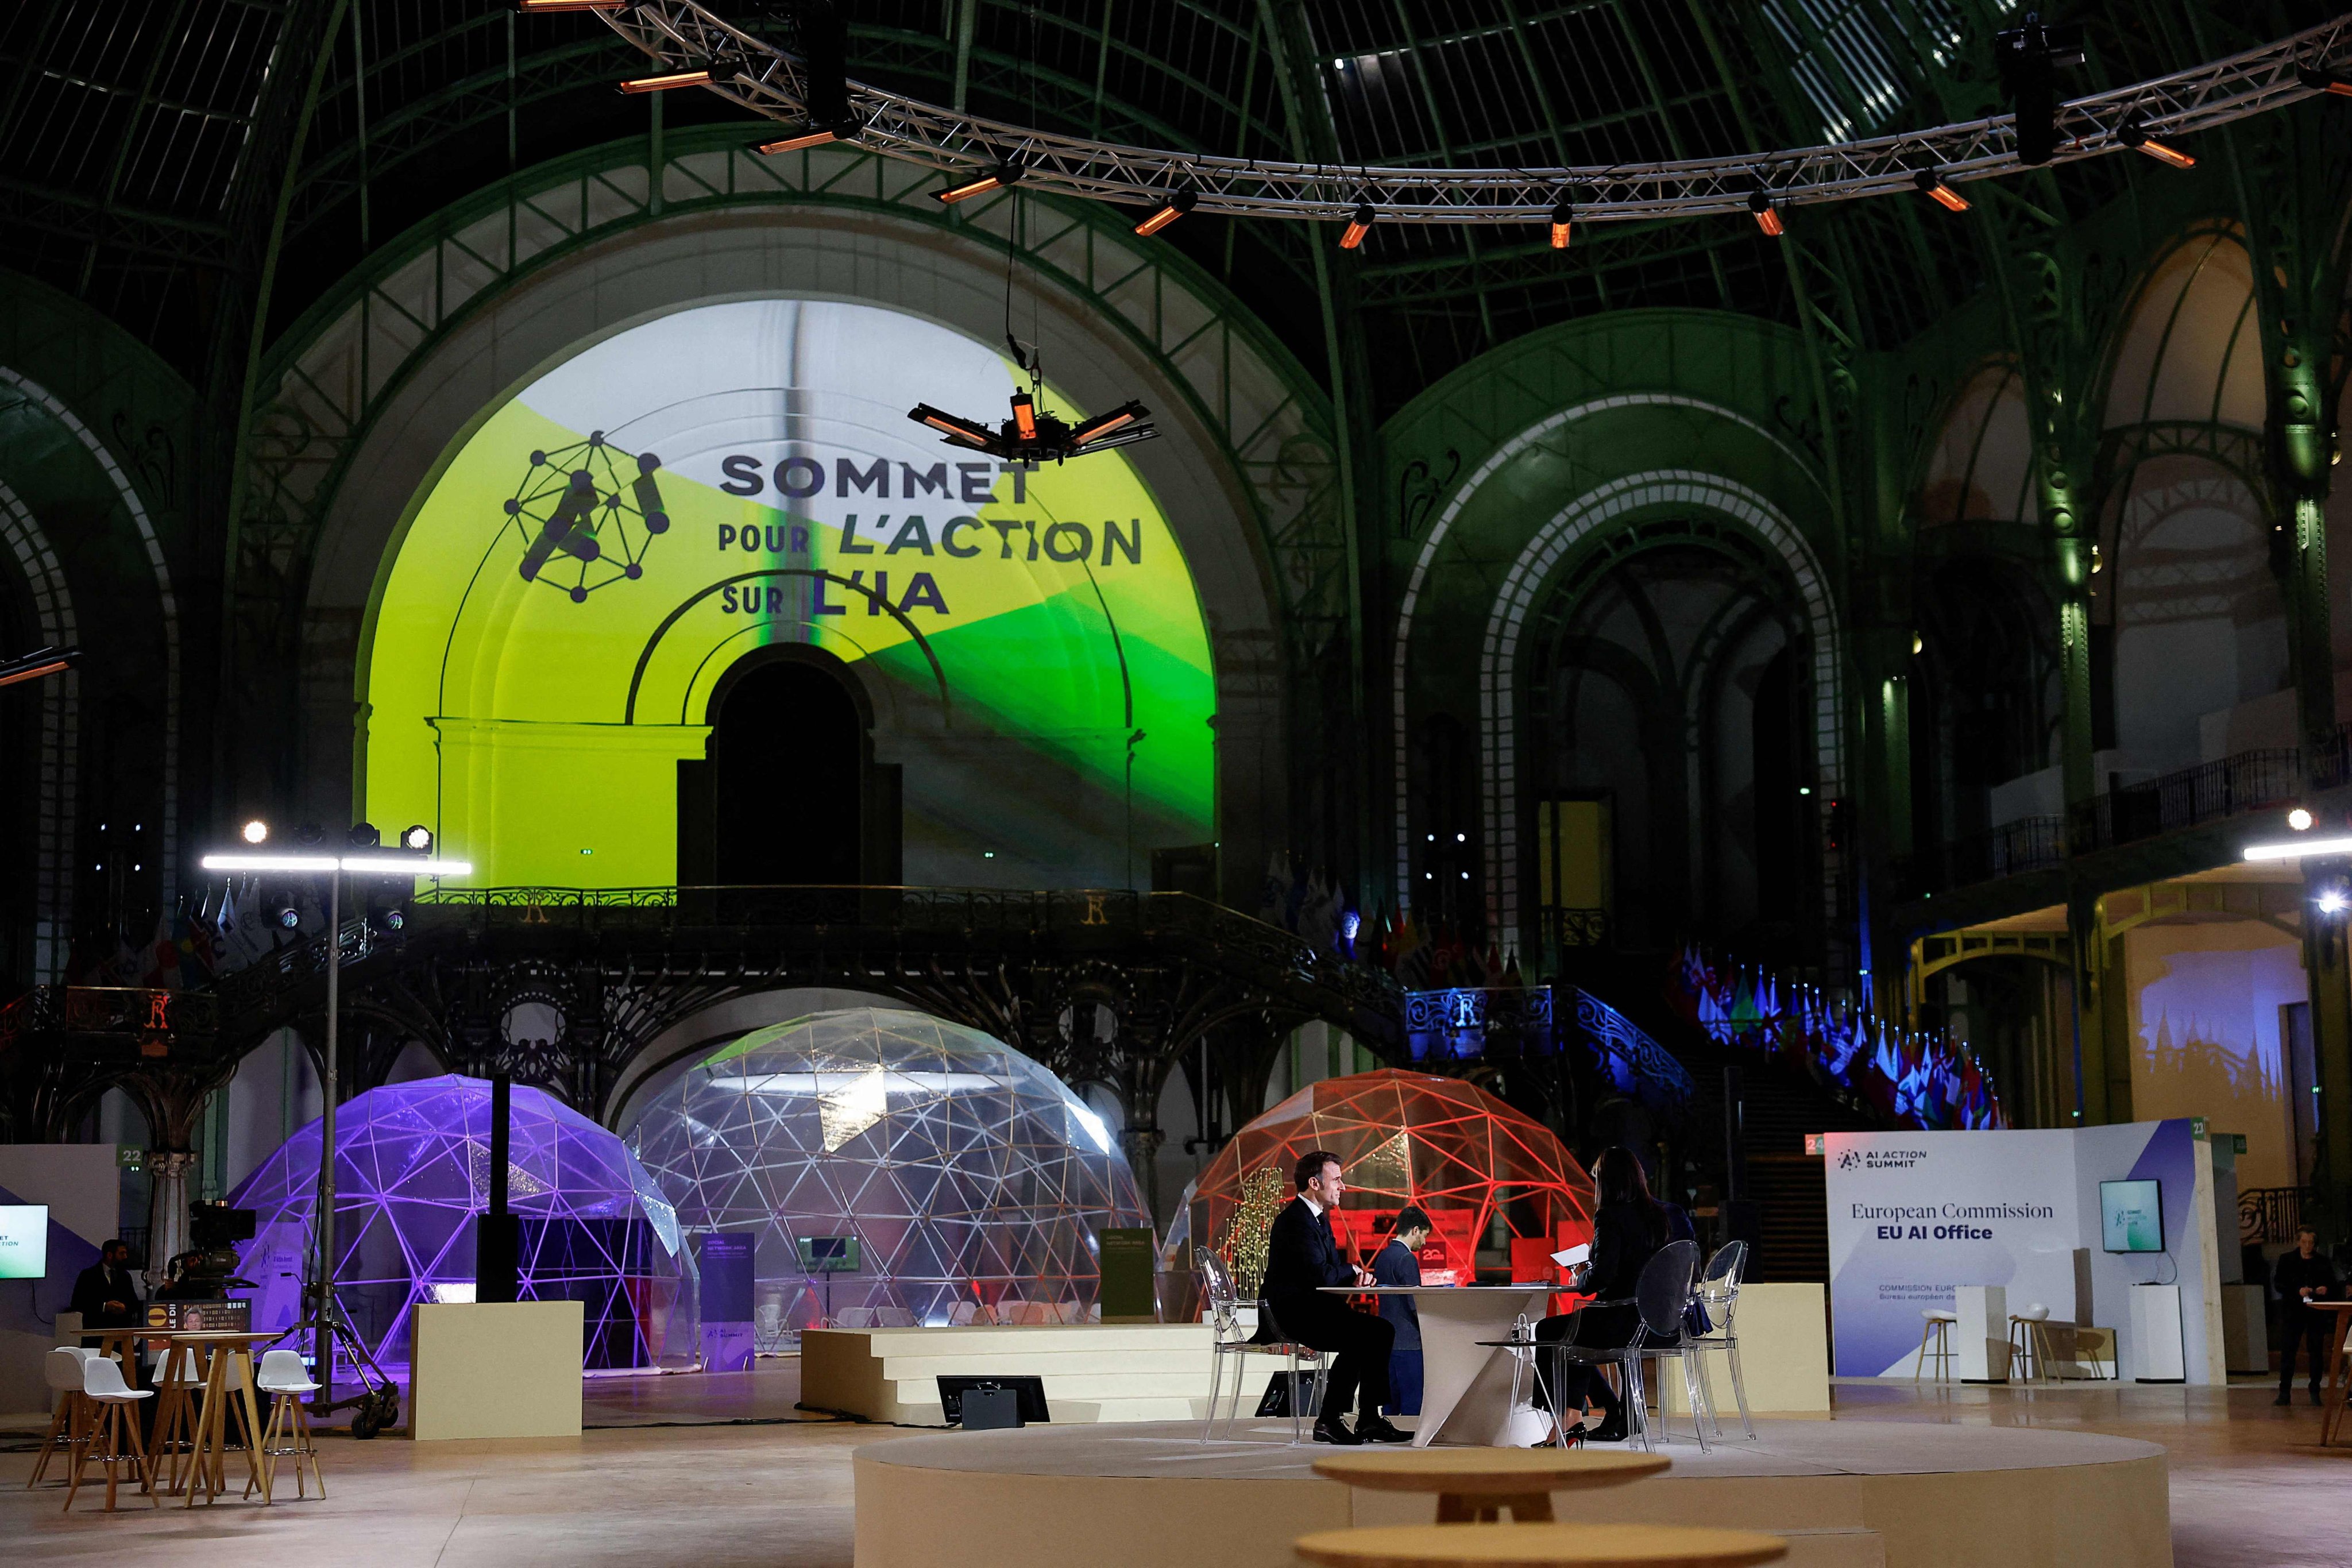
[0,1205,48,1280]
[2100,1179,2164,1253]
[800,1235,860,1273]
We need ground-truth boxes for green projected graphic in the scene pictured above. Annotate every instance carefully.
[361,299,1215,888]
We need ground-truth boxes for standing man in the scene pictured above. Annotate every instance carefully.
[1372,1206,1431,1422]
[69,1238,144,1328]
[1261,1150,1405,1445]
[2274,1225,2338,1407]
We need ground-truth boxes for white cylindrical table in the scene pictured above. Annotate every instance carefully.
[1323,1284,1558,1446]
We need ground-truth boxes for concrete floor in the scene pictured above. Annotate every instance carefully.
[2,1364,2345,1565]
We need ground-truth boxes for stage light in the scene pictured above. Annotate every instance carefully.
[241,819,270,845]
[1995,16,2084,165]
[2291,808,2316,832]
[0,644,79,688]
[2246,835,2352,862]
[347,822,382,849]
[1548,198,1573,249]
[756,125,851,154]
[1748,188,1783,237]
[276,906,302,929]
[2299,66,2352,98]
[401,824,434,852]
[1340,200,1376,250]
[619,65,712,94]
[1911,632,1924,655]
[907,391,1156,462]
[910,403,998,451]
[1913,170,1969,211]
[1070,402,1145,447]
[935,162,1023,204]
[294,823,326,846]
[800,0,852,129]
[1134,187,1196,236]
[2118,120,2194,168]
[2322,888,2349,916]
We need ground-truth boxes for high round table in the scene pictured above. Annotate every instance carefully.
[1321,1284,1558,1445]
[2308,1300,2352,1446]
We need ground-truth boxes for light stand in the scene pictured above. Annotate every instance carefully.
[200,839,470,1415]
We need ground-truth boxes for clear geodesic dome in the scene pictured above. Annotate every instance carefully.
[627,1007,1149,1331]
[229,1075,696,1384]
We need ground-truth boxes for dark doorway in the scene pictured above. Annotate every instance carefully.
[708,660,863,884]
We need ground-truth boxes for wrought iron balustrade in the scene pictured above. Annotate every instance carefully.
[1402,985,1554,1063]
[2069,747,2302,852]
[2239,1184,2316,1245]
[1565,986,1694,1114]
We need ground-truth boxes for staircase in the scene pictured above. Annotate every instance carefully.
[1558,949,1886,1285]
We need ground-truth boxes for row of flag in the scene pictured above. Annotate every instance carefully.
[1669,945,2007,1131]
[1253,855,1521,990]
[68,880,323,989]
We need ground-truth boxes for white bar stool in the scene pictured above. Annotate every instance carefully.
[1915,1310,1959,1382]
[2009,1304,2055,1383]
[27,1346,98,1487]
[248,1349,327,1503]
[64,1354,156,1512]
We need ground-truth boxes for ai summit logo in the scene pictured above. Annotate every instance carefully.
[1841,1146,1928,1173]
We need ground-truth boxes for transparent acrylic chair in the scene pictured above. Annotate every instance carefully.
[1535,1239,1708,1452]
[1196,1247,1324,1444]
[1689,1239,1756,1439]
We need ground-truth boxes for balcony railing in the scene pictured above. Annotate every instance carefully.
[2068,747,2303,853]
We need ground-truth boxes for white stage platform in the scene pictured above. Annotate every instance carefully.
[801,1323,1279,1426]
[852,1419,2169,1568]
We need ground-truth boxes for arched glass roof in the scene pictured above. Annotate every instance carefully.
[0,1,2324,410]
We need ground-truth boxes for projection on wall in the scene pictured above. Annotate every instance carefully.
[362,298,1216,889]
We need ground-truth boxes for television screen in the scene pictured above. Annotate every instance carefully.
[2100,1179,2164,1253]
[800,1235,860,1273]
[0,1205,48,1280]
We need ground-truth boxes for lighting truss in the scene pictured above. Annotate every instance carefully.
[599,4,2352,227]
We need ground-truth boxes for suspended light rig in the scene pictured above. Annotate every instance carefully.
[909,389,1155,465]
[584,3,2350,235]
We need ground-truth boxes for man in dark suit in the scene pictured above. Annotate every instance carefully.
[69,1239,144,1328]
[1260,1150,1404,1445]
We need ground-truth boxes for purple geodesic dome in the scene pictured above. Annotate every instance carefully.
[229,1074,696,1380]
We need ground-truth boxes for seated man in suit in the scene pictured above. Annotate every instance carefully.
[1260,1149,1405,1445]
[1372,1206,1431,1422]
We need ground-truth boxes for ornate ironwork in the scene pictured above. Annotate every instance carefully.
[1401,986,1554,1064]
[2241,1184,2317,1245]
[603,5,2351,225]
[1565,987,1696,1114]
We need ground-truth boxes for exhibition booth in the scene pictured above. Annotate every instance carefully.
[1825,1118,2239,1383]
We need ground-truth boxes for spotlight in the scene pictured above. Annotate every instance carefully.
[1748,187,1783,237]
[2290,808,2316,832]
[2118,119,2195,168]
[2299,66,2352,98]
[241,819,270,845]
[1070,402,1145,448]
[799,0,852,129]
[1913,170,1969,212]
[401,824,435,852]
[347,822,382,849]
[293,823,326,847]
[1134,187,1196,236]
[1548,197,1573,250]
[1340,200,1376,250]
[1995,14,2085,166]
[2321,887,2349,917]
[935,162,1023,204]
[275,906,301,930]
[619,64,713,94]
[756,125,853,154]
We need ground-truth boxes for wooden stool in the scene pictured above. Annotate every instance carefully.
[1314,1447,1667,1524]
[1294,1522,1789,1567]
[1914,1310,1957,1382]
[149,1340,211,1496]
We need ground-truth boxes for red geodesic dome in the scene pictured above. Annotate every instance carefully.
[1162,1069,1596,1301]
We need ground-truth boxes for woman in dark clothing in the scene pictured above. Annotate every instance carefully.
[1531,1147,1674,1443]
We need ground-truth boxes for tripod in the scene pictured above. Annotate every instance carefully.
[275,1277,401,1438]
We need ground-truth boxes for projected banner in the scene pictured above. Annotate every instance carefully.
[364,299,1215,888]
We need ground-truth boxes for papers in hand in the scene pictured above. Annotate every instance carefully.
[1550,1243,1591,1269]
